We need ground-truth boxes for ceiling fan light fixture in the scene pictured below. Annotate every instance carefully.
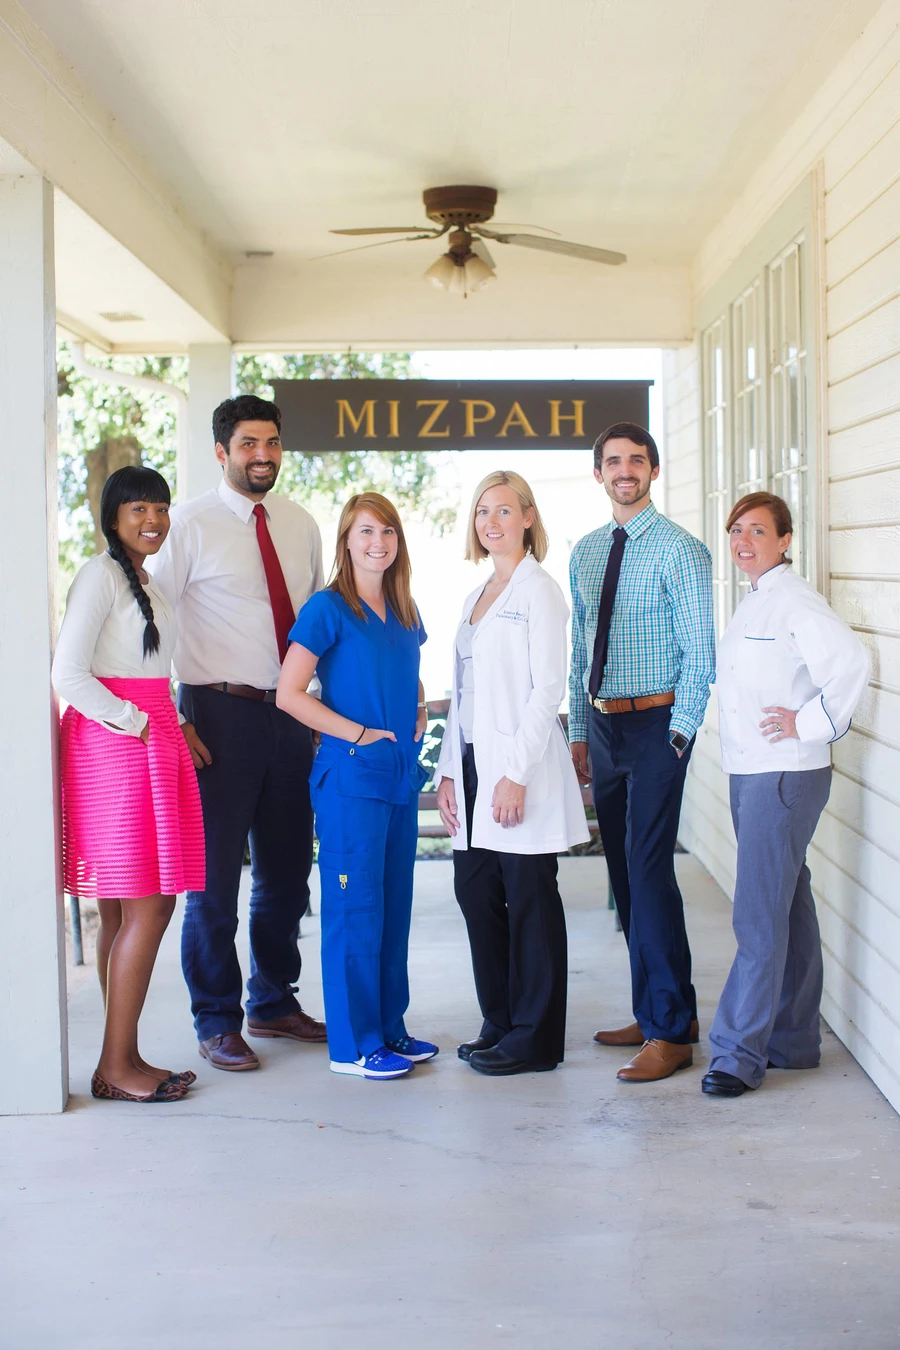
[423,253,458,290]
[463,254,496,292]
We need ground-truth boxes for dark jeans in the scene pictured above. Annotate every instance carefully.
[452,746,567,1066]
[588,703,696,1043]
[178,684,314,1041]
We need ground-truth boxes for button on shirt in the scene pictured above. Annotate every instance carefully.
[568,502,715,743]
[149,479,324,688]
[716,564,869,774]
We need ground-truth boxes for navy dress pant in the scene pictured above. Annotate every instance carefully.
[178,684,314,1041]
[453,747,568,1066]
[588,704,696,1044]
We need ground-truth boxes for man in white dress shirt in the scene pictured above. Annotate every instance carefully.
[152,394,326,1071]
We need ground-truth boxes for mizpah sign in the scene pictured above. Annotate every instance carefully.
[272,380,652,453]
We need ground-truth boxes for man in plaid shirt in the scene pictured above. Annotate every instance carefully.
[569,422,715,1083]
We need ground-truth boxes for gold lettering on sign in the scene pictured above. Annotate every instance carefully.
[386,400,400,438]
[461,400,496,438]
[547,399,585,438]
[336,399,377,438]
[496,401,537,438]
[416,399,451,437]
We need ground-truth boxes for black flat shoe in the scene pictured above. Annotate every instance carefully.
[701,1069,748,1097]
[468,1046,556,1076]
[457,1034,503,1062]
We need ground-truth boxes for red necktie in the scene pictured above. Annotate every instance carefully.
[253,503,295,665]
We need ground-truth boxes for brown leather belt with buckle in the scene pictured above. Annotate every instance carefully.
[591,690,676,714]
[205,682,278,704]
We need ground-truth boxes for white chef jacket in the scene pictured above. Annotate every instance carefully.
[52,552,178,738]
[149,478,324,689]
[436,554,589,854]
[716,564,869,774]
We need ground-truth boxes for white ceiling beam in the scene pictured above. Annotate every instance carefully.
[0,0,232,339]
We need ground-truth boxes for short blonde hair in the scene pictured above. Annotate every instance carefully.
[465,470,549,563]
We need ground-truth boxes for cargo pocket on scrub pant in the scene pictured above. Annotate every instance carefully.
[316,849,380,956]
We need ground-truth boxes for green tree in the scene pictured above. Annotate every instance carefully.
[57,342,457,596]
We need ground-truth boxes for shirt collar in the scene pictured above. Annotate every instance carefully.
[617,500,659,540]
[217,477,268,525]
[753,562,789,592]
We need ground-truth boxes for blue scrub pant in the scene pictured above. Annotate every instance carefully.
[312,780,419,1063]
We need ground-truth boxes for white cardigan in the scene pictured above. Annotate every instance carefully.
[435,554,589,855]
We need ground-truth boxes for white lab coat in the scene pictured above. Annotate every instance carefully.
[716,563,869,774]
[435,553,590,854]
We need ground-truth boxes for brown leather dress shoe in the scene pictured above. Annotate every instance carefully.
[246,1009,327,1043]
[198,1032,260,1071]
[616,1039,694,1082]
[594,1018,700,1046]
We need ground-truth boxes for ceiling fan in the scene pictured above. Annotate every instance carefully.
[325,185,626,296]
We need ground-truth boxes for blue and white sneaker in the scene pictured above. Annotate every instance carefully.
[330,1046,414,1079]
[387,1035,439,1063]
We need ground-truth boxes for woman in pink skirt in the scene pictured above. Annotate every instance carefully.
[53,466,206,1103]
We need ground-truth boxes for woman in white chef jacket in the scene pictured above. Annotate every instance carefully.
[436,471,589,1076]
[702,492,868,1099]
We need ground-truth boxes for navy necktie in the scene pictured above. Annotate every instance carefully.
[589,526,627,700]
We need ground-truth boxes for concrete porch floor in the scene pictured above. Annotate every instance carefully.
[2,854,899,1350]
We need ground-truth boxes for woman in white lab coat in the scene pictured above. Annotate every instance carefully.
[702,491,869,1098]
[436,471,589,1075]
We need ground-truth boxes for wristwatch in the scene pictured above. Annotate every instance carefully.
[670,732,689,753]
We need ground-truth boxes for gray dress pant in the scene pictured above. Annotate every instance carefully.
[709,767,832,1089]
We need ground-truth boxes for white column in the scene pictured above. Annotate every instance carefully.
[0,176,68,1114]
[185,343,233,500]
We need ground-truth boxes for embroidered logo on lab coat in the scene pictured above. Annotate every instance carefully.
[497,608,527,623]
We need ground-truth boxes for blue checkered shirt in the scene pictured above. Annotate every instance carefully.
[568,502,715,743]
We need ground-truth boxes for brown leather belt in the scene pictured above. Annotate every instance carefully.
[205,682,278,704]
[591,691,675,714]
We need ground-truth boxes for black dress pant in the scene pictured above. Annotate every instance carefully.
[453,746,567,1065]
[588,704,696,1043]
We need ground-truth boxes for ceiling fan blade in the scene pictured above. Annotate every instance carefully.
[308,233,441,261]
[330,227,436,236]
[485,223,561,237]
[479,227,626,266]
[470,238,496,270]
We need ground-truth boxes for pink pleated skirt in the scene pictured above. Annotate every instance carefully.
[60,677,205,900]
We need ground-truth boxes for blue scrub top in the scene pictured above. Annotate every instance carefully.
[289,589,428,804]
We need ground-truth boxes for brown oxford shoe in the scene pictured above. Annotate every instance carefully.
[594,1018,700,1046]
[246,1009,327,1043]
[616,1039,694,1083]
[198,1032,260,1072]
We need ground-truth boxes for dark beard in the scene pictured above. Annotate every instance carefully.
[229,461,279,494]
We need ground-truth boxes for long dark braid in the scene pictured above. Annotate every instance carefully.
[99,465,172,660]
[106,531,161,657]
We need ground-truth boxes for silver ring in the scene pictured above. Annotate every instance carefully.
[774,723,782,732]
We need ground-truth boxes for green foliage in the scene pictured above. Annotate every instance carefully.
[56,343,457,595]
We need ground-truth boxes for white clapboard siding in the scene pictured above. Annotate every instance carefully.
[828,237,900,336]
[828,294,900,383]
[829,578,900,631]
[829,523,900,573]
[662,14,900,1111]
[828,351,900,432]
[828,408,900,480]
[825,177,900,286]
[829,466,900,524]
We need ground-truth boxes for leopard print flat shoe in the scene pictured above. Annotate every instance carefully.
[91,1071,189,1103]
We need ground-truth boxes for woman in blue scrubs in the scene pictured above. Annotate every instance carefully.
[276,492,436,1080]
